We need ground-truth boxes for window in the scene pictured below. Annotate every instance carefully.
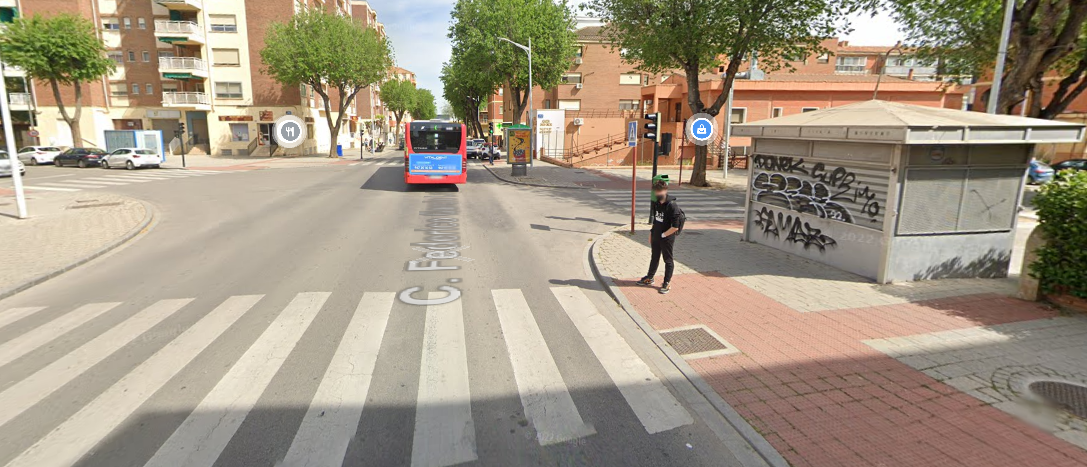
[575,46,584,58]
[729,108,747,124]
[108,51,125,66]
[674,103,682,122]
[802,107,819,113]
[103,18,119,31]
[817,53,829,64]
[214,82,243,99]
[109,83,128,96]
[618,99,639,111]
[212,48,241,66]
[162,82,179,93]
[137,17,146,29]
[142,51,151,63]
[209,15,238,33]
[835,56,867,74]
[561,73,582,84]
[127,51,136,62]
[557,100,580,111]
[230,123,250,142]
[158,51,176,60]
[146,83,154,94]
[543,99,551,109]
[123,17,131,30]
[619,73,641,85]
[772,107,783,118]
[131,83,140,95]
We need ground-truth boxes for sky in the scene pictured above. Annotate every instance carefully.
[374,0,905,110]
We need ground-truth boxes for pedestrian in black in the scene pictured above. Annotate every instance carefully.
[638,180,684,294]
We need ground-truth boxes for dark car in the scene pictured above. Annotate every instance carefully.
[54,147,108,168]
[1052,159,1087,172]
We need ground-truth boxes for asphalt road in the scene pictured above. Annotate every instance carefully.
[0,156,763,467]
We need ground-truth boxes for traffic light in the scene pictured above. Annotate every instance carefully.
[179,122,186,134]
[643,113,660,143]
[488,122,494,135]
[660,133,673,156]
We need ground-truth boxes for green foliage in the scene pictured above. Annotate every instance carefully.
[412,88,437,121]
[380,79,417,129]
[0,13,114,85]
[1030,170,1087,299]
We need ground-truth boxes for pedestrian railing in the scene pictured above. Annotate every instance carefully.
[159,57,208,73]
[8,93,31,106]
[154,20,203,38]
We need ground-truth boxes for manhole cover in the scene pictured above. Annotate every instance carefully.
[659,325,739,359]
[1030,381,1087,419]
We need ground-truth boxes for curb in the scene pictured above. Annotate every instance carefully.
[0,199,158,301]
[479,162,593,190]
[587,229,790,467]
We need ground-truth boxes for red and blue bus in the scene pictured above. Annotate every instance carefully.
[404,121,467,185]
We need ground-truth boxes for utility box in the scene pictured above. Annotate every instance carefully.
[733,100,1085,283]
[103,130,166,163]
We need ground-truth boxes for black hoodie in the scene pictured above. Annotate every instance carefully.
[651,195,684,234]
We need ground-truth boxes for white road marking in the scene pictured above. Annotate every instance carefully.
[59,178,129,186]
[492,289,594,445]
[0,299,192,429]
[0,307,46,331]
[0,302,120,369]
[550,287,693,434]
[7,296,262,467]
[144,292,329,467]
[84,177,152,183]
[411,293,476,467]
[282,292,394,466]
[20,186,80,192]
[39,182,110,189]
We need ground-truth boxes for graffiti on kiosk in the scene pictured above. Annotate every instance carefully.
[752,155,882,224]
[754,206,838,252]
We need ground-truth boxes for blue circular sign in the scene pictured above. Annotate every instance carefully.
[690,118,714,142]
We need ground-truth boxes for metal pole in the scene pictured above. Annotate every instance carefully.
[988,0,1015,114]
[0,66,27,219]
[630,144,636,234]
[528,36,533,167]
[722,86,733,181]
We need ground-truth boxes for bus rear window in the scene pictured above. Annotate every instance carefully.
[409,130,461,153]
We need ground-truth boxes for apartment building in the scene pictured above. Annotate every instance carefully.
[12,0,362,157]
[350,0,392,143]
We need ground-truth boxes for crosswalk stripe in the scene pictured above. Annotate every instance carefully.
[6,295,262,467]
[411,292,476,467]
[148,171,201,177]
[104,175,173,181]
[550,287,693,434]
[80,177,143,184]
[39,182,111,189]
[144,292,330,467]
[0,307,47,331]
[21,186,80,192]
[0,302,120,369]
[58,178,129,186]
[0,299,192,429]
[282,292,394,466]
[492,289,594,445]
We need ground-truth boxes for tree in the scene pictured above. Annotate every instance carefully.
[261,7,392,157]
[441,101,454,117]
[412,88,438,121]
[0,14,113,148]
[381,78,416,137]
[887,0,1087,119]
[448,0,577,125]
[441,53,493,138]
[585,0,855,186]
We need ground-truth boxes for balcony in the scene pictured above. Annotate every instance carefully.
[883,65,938,78]
[834,65,868,75]
[8,92,30,111]
[162,91,210,110]
[154,0,202,11]
[1,62,23,77]
[159,57,208,80]
[154,20,205,46]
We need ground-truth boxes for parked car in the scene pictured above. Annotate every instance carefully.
[1028,159,1055,184]
[1052,159,1087,172]
[481,142,502,160]
[54,147,108,168]
[466,139,486,159]
[101,148,162,170]
[16,146,63,165]
[0,152,26,177]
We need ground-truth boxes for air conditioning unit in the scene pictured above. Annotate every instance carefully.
[573,118,584,126]
[574,57,583,65]
[575,83,583,89]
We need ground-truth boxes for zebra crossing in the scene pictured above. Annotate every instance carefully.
[354,156,404,167]
[591,189,746,220]
[0,286,692,467]
[20,169,224,193]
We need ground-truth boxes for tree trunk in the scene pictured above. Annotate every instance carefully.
[51,79,84,148]
[1041,56,1087,119]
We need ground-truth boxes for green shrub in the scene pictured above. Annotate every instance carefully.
[1030,169,1087,298]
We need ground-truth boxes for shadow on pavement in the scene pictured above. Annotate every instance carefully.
[360,167,460,193]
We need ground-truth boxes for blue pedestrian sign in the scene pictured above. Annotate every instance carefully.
[627,121,638,147]
[690,117,714,142]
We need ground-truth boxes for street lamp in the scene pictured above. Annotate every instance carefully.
[498,36,532,165]
[873,42,904,100]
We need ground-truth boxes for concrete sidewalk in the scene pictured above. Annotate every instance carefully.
[478,158,615,188]
[593,221,1087,467]
[0,192,153,299]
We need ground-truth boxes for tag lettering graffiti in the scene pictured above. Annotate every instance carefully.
[751,155,882,225]
[754,206,838,252]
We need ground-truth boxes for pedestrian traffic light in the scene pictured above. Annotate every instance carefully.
[643,113,660,143]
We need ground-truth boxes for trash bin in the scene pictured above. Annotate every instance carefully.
[651,174,670,202]
[336,144,343,157]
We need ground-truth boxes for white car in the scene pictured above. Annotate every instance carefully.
[0,152,26,177]
[16,146,63,165]
[101,148,162,170]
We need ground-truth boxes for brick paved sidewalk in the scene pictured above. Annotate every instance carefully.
[596,221,1087,467]
[0,192,151,298]
[478,158,614,188]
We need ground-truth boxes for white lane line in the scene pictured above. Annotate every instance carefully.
[492,289,594,445]
[411,293,476,467]
[282,292,394,466]
[7,296,262,467]
[550,287,693,434]
[21,186,80,192]
[144,292,330,467]
[0,307,47,331]
[0,302,120,369]
[0,299,192,429]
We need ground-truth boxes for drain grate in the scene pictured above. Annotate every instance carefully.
[659,325,739,359]
[1030,381,1087,419]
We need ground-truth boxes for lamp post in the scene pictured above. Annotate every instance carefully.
[988,0,1015,114]
[499,36,532,166]
[873,42,904,100]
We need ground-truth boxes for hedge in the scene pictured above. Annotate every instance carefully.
[1030,169,1087,299]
